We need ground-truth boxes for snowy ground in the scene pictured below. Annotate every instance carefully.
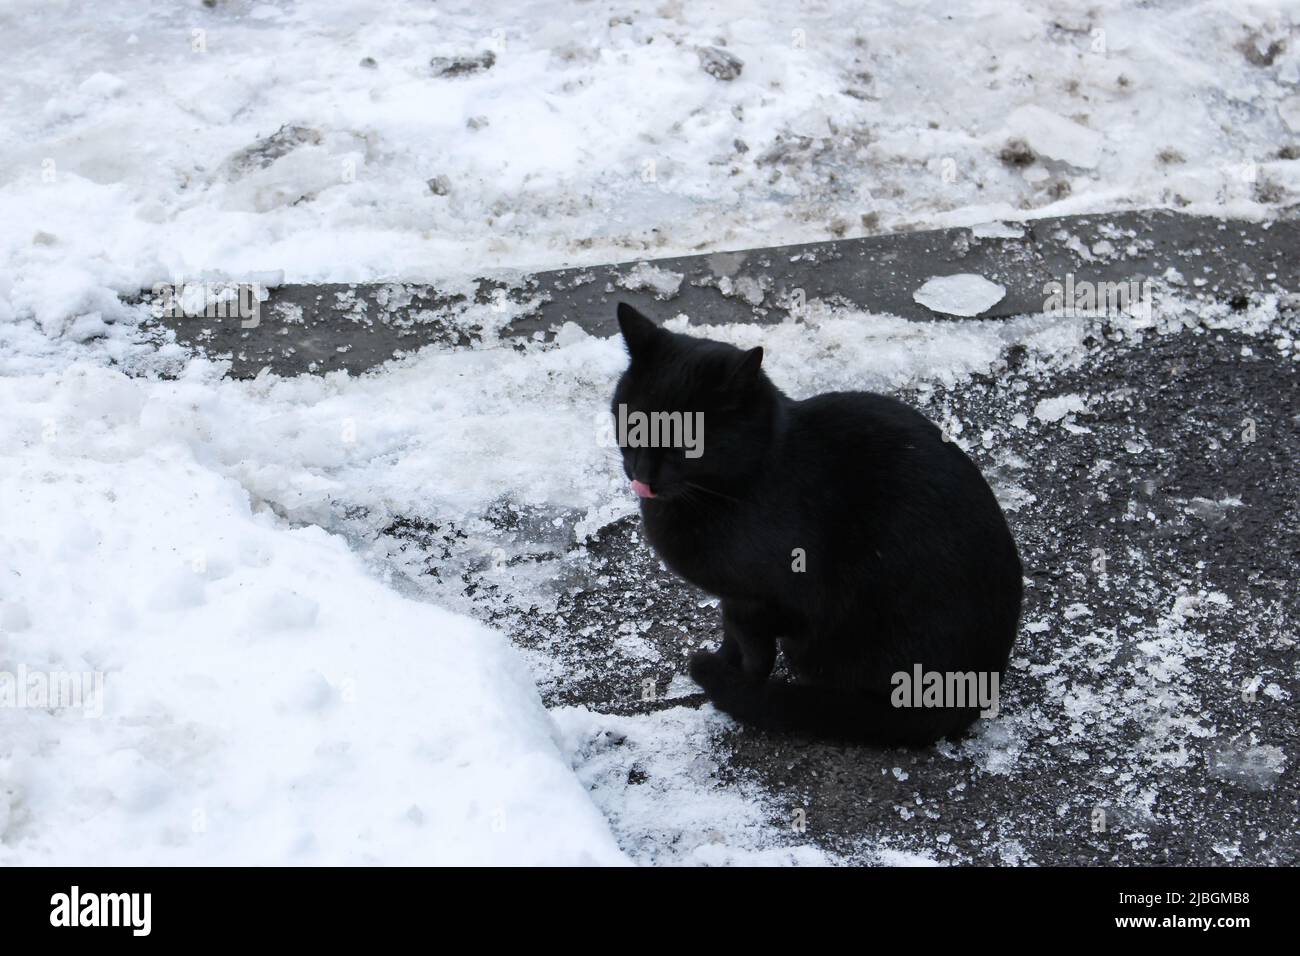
[3,277,1295,863]
[5,0,1300,331]
[1,1,1298,864]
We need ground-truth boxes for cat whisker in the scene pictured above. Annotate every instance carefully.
[682,481,740,504]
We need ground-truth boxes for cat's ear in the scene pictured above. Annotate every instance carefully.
[617,303,662,358]
[728,346,764,386]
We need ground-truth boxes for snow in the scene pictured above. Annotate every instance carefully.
[617,263,685,300]
[971,221,1026,240]
[1033,393,1090,424]
[1280,95,1300,132]
[0,365,625,865]
[5,0,1300,332]
[1005,105,1104,170]
[553,706,831,866]
[913,274,1007,317]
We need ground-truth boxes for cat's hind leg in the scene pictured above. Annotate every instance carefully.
[698,600,776,679]
[687,655,977,746]
[714,632,742,667]
[728,600,778,679]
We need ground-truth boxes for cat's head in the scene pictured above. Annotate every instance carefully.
[610,302,776,503]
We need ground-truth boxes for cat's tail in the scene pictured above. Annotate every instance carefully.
[687,653,982,747]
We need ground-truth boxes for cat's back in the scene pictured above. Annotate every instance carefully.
[786,390,944,464]
[781,389,1002,525]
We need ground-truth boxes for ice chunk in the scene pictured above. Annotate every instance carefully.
[617,263,684,300]
[913,274,1006,317]
[1033,393,1088,424]
[971,221,1025,239]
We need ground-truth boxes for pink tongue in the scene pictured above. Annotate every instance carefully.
[631,479,656,499]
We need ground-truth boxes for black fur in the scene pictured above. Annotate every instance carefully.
[611,302,1023,745]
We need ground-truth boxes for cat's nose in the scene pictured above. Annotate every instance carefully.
[628,449,656,485]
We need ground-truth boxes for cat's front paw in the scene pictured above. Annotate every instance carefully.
[688,649,739,694]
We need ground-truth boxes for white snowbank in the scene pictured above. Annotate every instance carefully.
[4,0,1299,335]
[0,365,625,865]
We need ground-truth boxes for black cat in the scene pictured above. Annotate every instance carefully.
[611,302,1022,745]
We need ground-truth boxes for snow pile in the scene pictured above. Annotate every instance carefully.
[4,0,1300,336]
[0,364,625,865]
